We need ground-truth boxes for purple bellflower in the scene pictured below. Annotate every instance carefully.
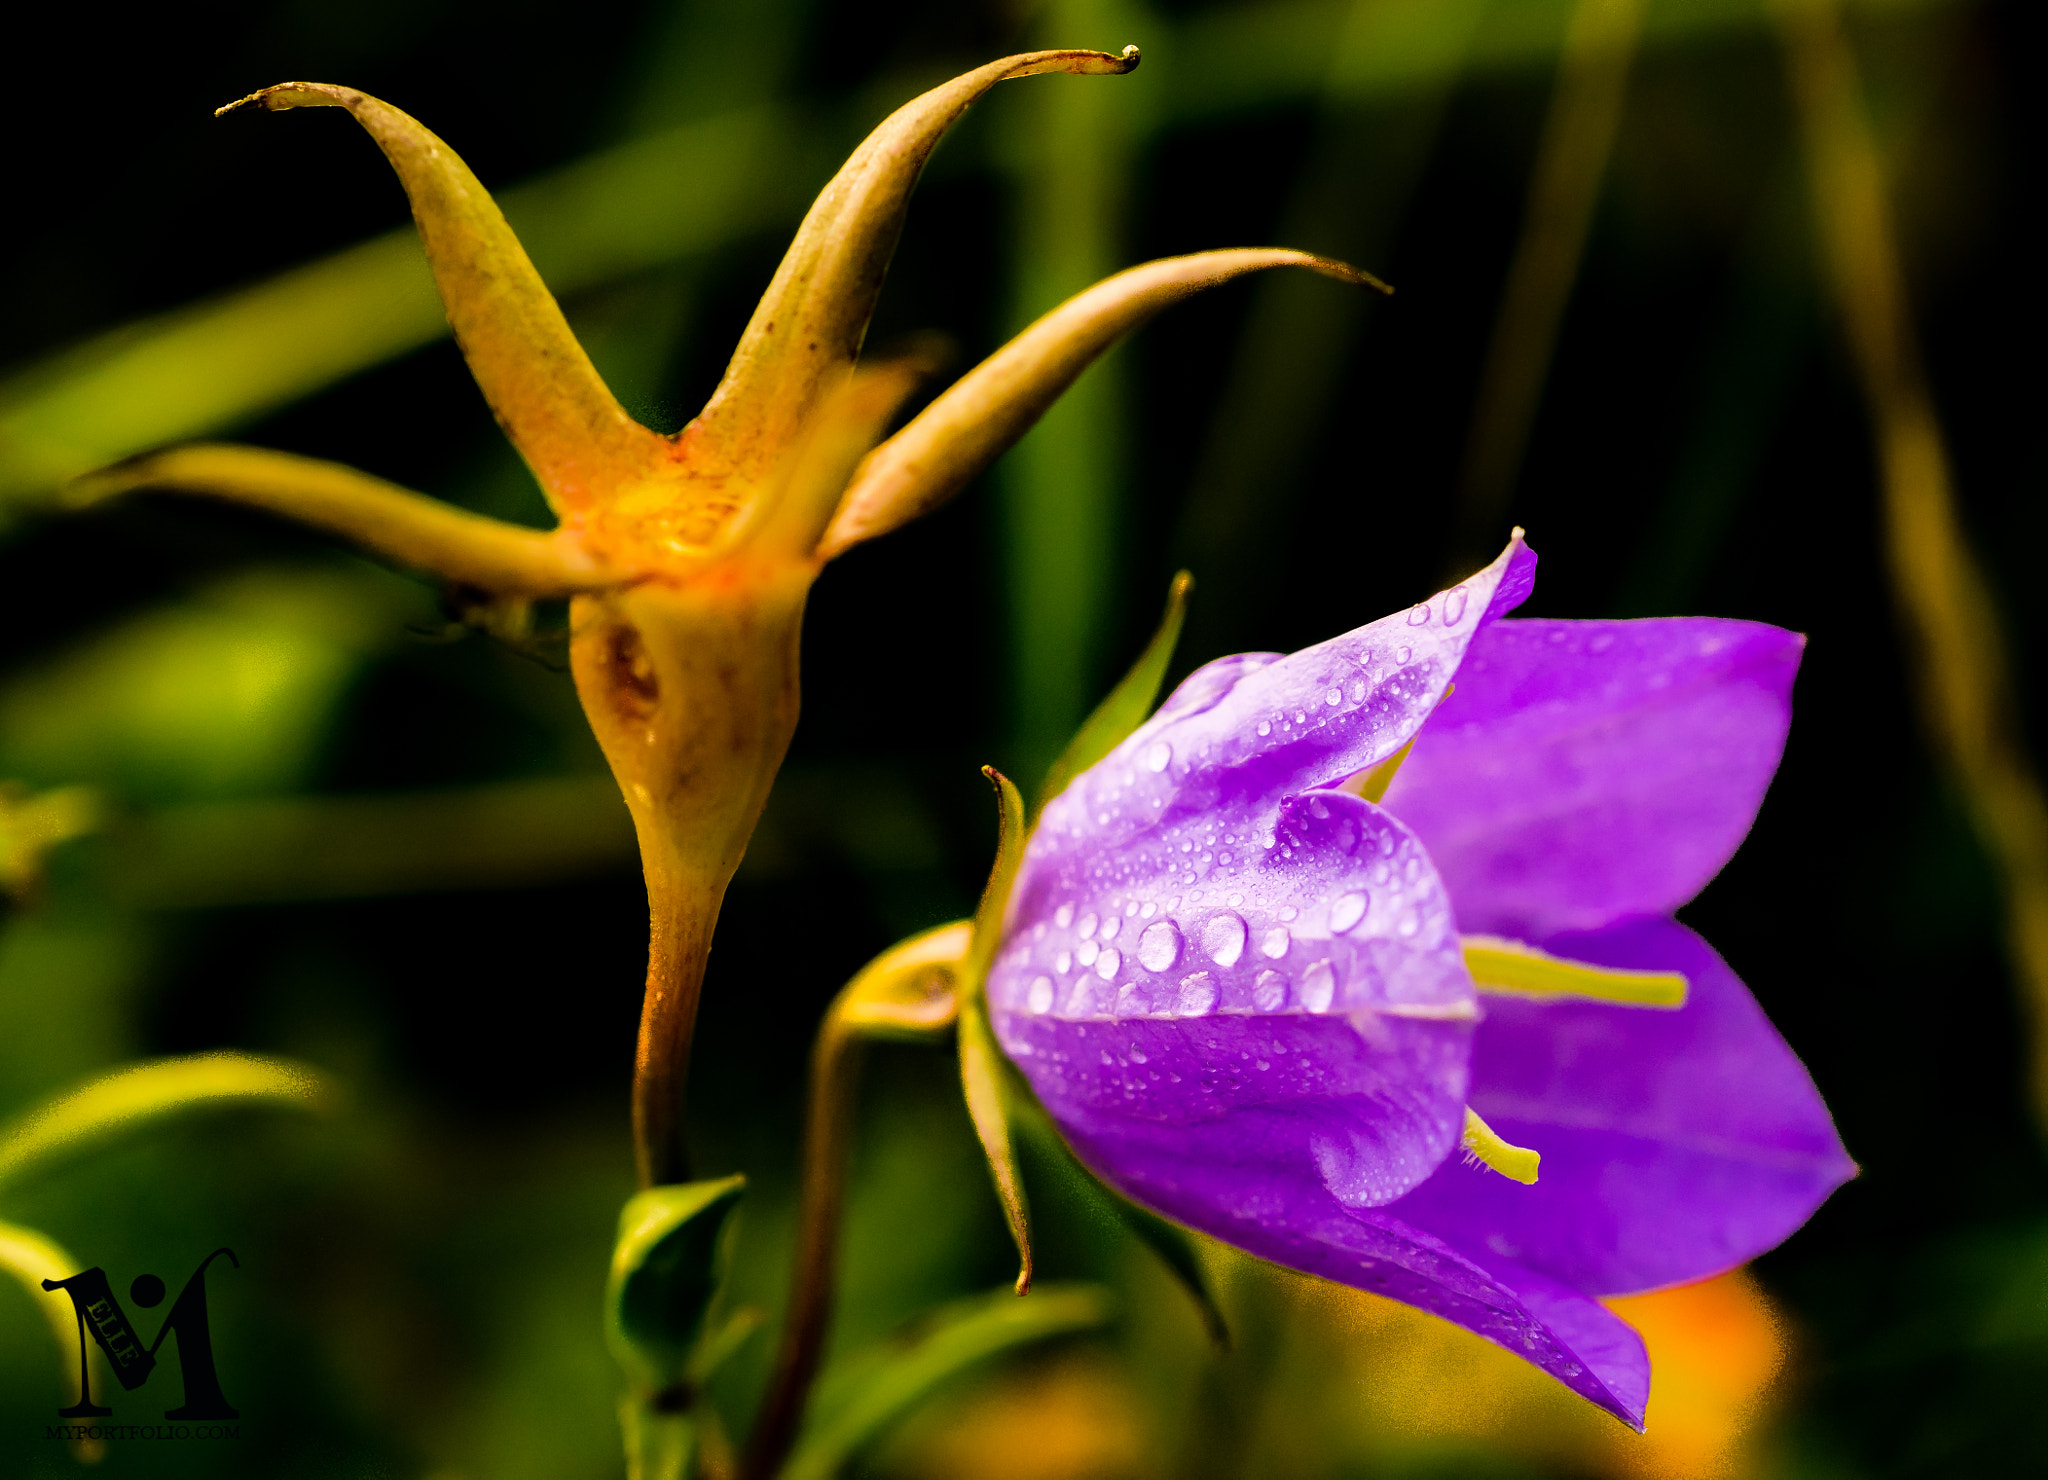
[986,533,1853,1427]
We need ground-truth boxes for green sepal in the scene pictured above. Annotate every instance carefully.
[958,992,1033,1295]
[963,767,1028,991]
[606,1175,747,1392]
[781,1283,1113,1480]
[1036,571,1193,816]
[1007,1069,1230,1348]
[0,1051,336,1195]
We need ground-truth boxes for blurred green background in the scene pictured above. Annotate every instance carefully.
[0,0,2041,1475]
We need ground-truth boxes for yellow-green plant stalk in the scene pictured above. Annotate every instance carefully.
[64,52,1377,1194]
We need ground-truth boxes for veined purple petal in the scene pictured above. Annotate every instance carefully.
[1047,1108,1649,1428]
[1382,616,1801,936]
[1033,535,1537,864]
[993,792,1475,1207]
[1387,915,1855,1295]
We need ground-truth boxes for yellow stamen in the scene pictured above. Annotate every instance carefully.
[1462,935,1687,1008]
[1345,739,1415,803]
[1462,1107,1540,1184]
[1342,684,1452,802]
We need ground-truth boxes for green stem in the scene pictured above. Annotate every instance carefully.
[741,1005,864,1480]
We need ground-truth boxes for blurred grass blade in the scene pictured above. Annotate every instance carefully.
[1010,1088,1229,1347]
[781,1283,1113,1480]
[1773,0,2048,1131]
[1452,0,1645,570]
[959,994,1033,1296]
[1164,0,1956,131]
[1036,571,1192,814]
[693,47,1139,490]
[0,1052,337,1194]
[0,784,101,899]
[607,1175,748,1391]
[68,444,630,594]
[0,1220,98,1416]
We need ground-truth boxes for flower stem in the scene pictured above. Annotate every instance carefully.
[741,1007,864,1480]
[633,869,723,1189]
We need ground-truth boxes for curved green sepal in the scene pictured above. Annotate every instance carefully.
[958,994,1032,1295]
[606,1174,748,1391]
[1036,571,1193,815]
[835,920,968,1042]
[964,768,1028,990]
[0,1052,337,1195]
[1009,1078,1229,1348]
[782,1283,1113,1480]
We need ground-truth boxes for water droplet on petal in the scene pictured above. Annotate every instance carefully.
[1395,645,1411,664]
[1261,926,1291,959]
[1177,972,1218,1014]
[1077,912,1098,938]
[1055,951,1073,974]
[1202,912,1247,967]
[1396,908,1418,938]
[1407,603,1432,626]
[1325,687,1343,706]
[1054,904,1074,930]
[1330,891,1368,933]
[1254,970,1288,1012]
[1077,939,1100,967]
[1145,741,1172,773]
[1026,977,1054,1013]
[1444,585,1469,624]
[1300,960,1335,1012]
[1138,920,1183,973]
[1256,720,1272,737]
[1099,915,1120,941]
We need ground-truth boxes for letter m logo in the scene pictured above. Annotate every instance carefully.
[42,1248,239,1419]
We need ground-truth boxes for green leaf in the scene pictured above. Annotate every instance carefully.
[605,1175,747,1390]
[1036,571,1192,815]
[0,1051,337,1195]
[782,1283,1113,1480]
[1008,1078,1231,1348]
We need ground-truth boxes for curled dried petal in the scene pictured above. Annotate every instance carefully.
[820,250,1386,558]
[218,83,669,515]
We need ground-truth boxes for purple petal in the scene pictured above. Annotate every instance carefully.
[993,793,1475,1208]
[1382,617,1802,936]
[1047,1108,1649,1428]
[1387,915,1855,1295]
[1034,535,1537,864]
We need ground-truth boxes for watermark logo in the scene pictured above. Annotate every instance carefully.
[40,1247,239,1422]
